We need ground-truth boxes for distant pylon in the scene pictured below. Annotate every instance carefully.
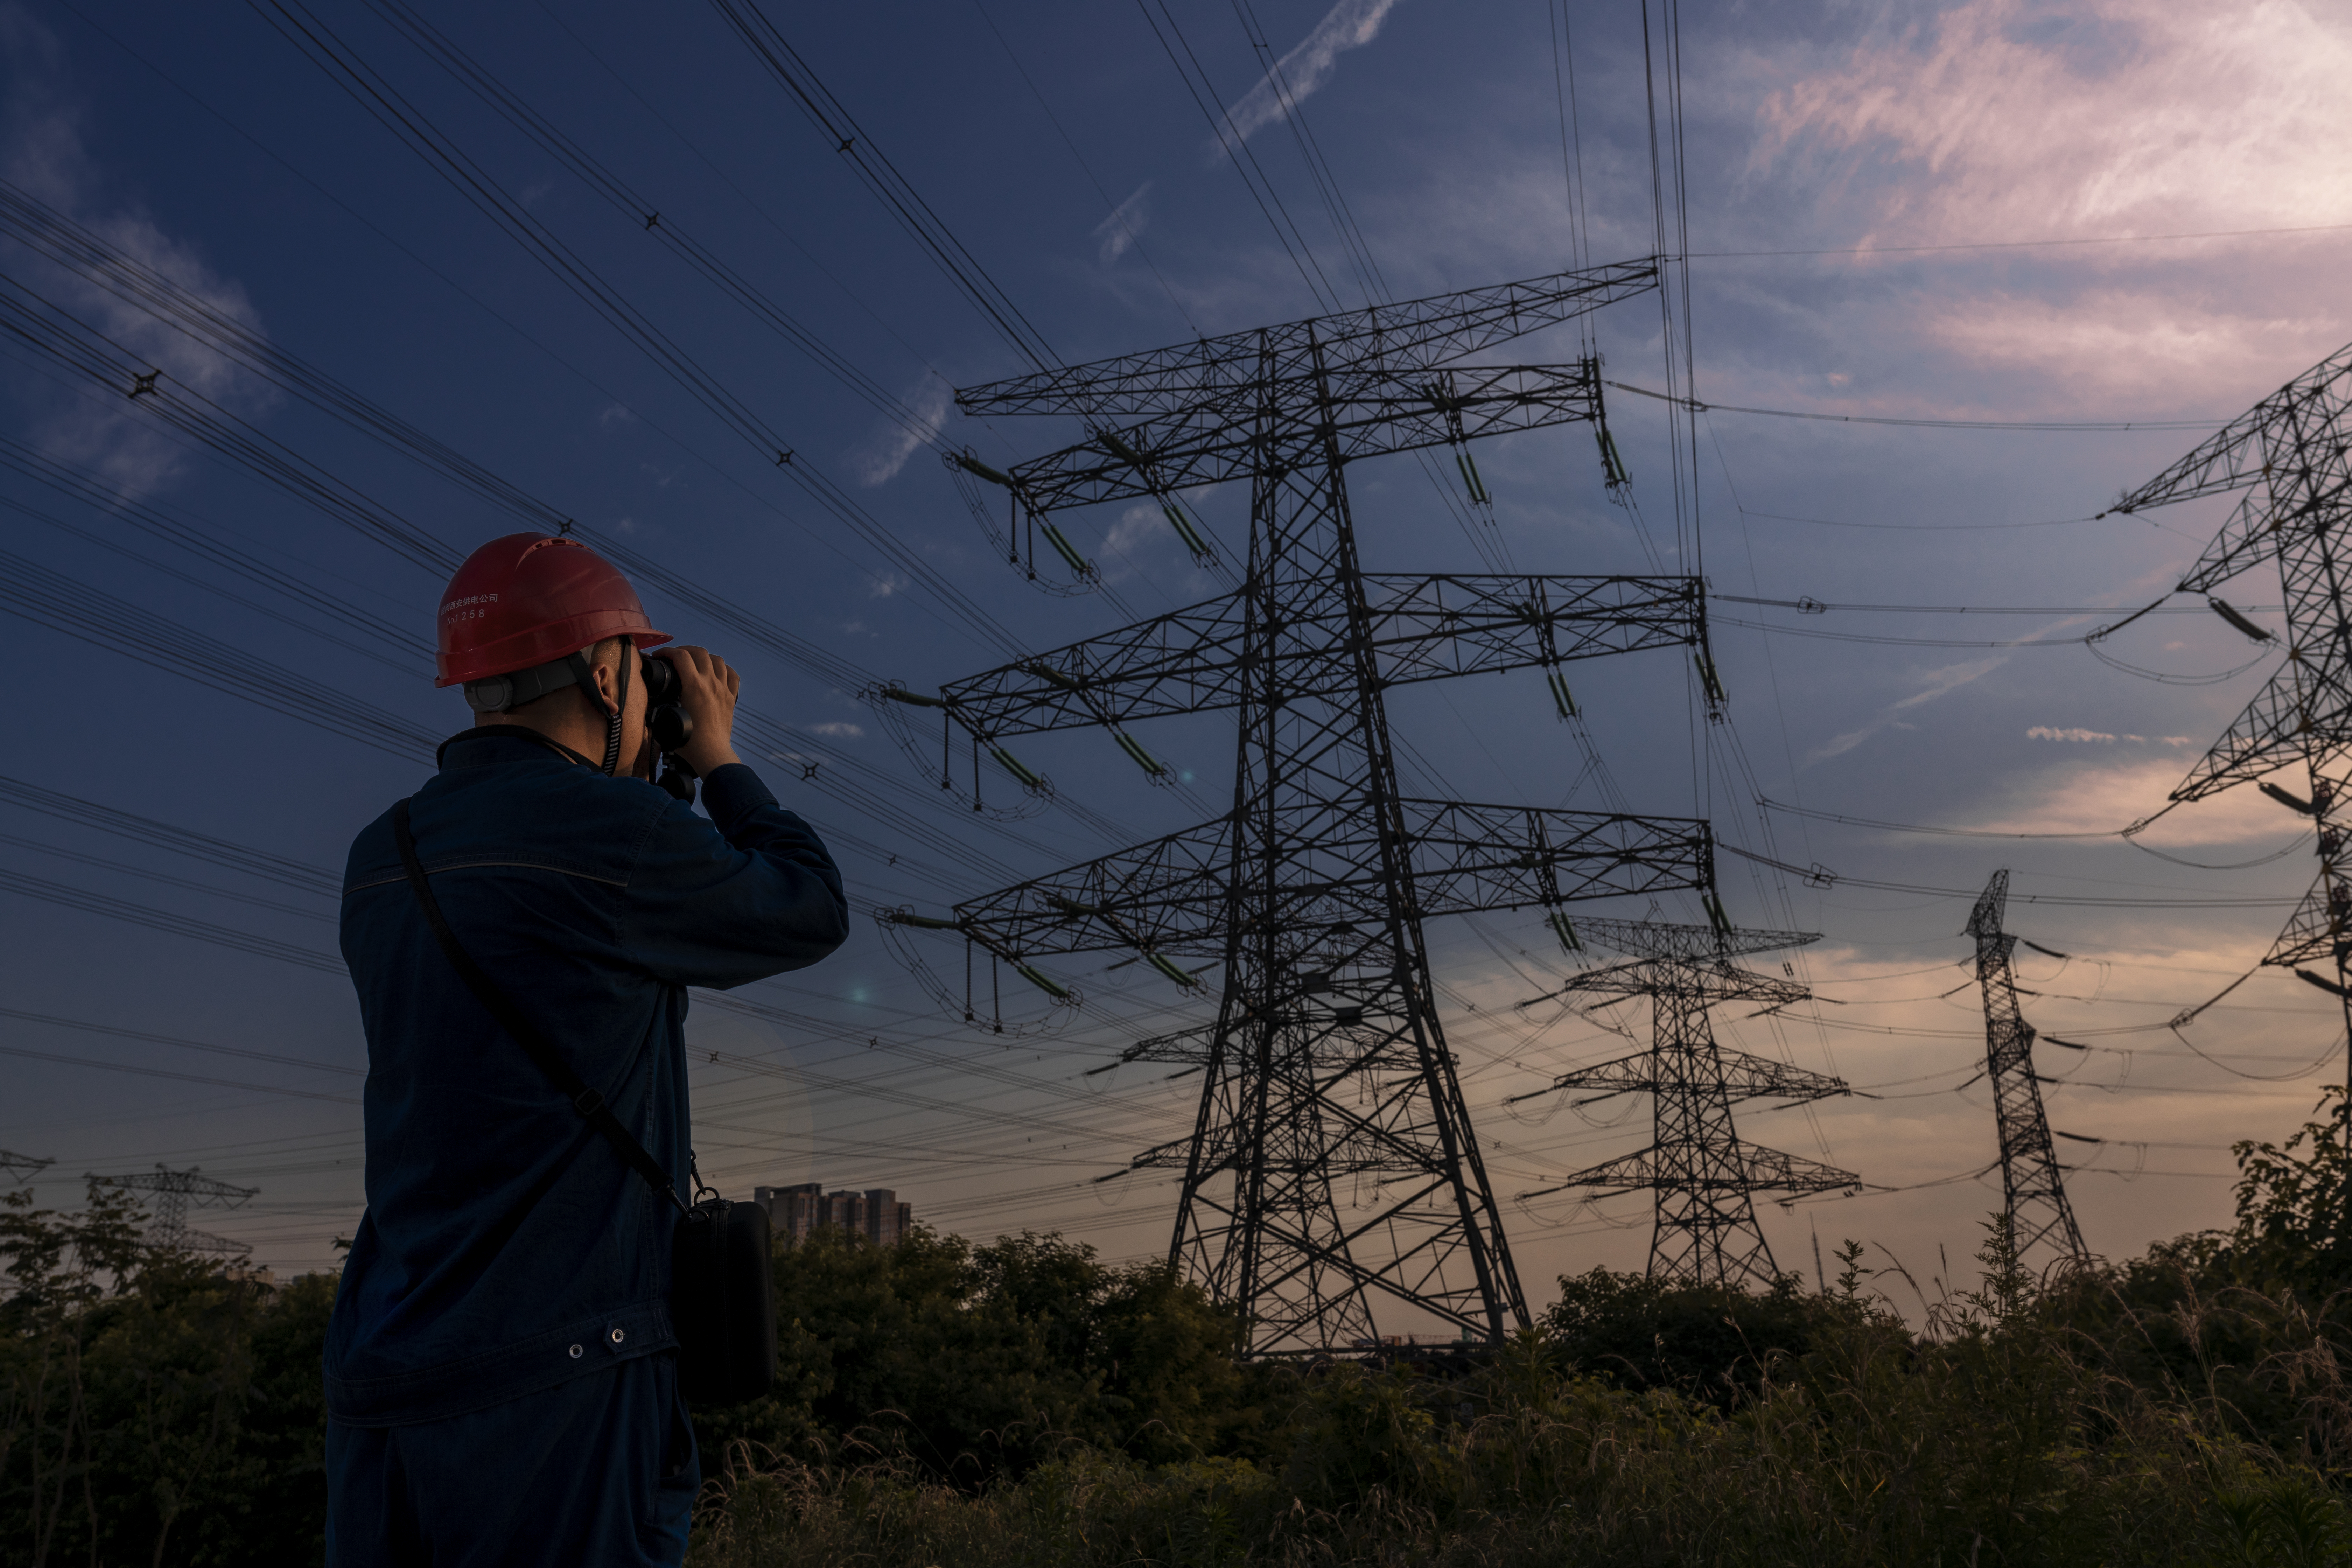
[93,1164,258,1261]
[1511,918,1859,1287]
[0,1149,52,1185]
[1965,872,2087,1267]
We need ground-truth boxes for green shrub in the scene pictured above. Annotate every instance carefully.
[1539,1251,1899,1408]
[690,1225,1264,1485]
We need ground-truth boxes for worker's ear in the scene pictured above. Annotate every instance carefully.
[584,637,626,712]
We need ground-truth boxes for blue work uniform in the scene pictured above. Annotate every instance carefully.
[326,728,848,1566]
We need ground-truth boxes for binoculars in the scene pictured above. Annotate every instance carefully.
[639,653,699,804]
[639,652,695,755]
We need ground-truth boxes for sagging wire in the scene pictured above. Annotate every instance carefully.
[863,682,1055,823]
[1752,795,2311,871]
[869,909,1081,1040]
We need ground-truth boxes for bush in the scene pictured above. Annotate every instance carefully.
[691,1225,1265,1485]
[27,1122,2352,1564]
[1539,1250,1900,1409]
[691,1222,2338,1567]
[0,1182,335,1567]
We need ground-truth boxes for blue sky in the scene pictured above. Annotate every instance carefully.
[3,0,2350,1310]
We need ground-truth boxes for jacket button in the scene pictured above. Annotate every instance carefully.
[568,1344,583,1359]
[609,1328,626,1345]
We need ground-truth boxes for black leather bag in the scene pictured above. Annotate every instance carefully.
[392,798,776,1407]
[671,1197,778,1404]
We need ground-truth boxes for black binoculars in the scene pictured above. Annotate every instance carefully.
[639,653,695,755]
[639,653,698,803]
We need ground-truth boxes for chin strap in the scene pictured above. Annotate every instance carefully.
[562,636,634,776]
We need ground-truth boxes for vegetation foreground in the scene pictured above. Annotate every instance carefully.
[15,1097,2352,1564]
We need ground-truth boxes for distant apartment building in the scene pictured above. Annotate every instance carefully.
[752,1182,912,1248]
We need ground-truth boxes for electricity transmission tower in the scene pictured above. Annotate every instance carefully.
[2107,343,2352,1080]
[883,260,1728,1354]
[1,1150,52,1185]
[97,1165,258,1261]
[1965,872,2087,1267]
[1510,919,1856,1287]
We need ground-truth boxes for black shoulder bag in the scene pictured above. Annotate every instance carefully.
[392,798,776,1407]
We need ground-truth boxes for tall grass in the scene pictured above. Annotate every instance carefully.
[686,1224,2352,1567]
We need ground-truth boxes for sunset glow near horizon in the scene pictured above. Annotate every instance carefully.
[3,0,2351,1320]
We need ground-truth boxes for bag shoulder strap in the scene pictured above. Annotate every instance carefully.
[392,797,686,1216]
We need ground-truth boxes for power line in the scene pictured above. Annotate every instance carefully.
[351,0,943,449]
[1718,842,2301,909]
[1609,378,2221,433]
[0,182,1159,875]
[0,1043,357,1106]
[965,0,1200,338]
[0,771,343,894]
[700,0,1062,373]
[1693,221,2352,259]
[247,0,1031,657]
[0,541,442,758]
[0,867,346,974]
[0,1006,359,1077]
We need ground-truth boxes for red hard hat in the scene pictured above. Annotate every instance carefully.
[435,532,671,687]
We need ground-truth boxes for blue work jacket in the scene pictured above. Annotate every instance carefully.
[326,728,847,1426]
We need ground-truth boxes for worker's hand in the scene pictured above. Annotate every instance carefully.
[658,646,743,776]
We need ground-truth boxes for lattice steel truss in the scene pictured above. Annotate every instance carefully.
[1964,873,2087,1267]
[2110,343,2352,1072]
[1510,919,1856,1287]
[97,1164,258,1261]
[886,260,1726,1354]
[0,1149,51,1185]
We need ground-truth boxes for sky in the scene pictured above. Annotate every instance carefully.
[2,0,2351,1324]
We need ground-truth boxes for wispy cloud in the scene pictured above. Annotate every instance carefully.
[806,722,864,738]
[1752,0,2352,243]
[2,10,268,498]
[849,376,951,488]
[2027,726,2194,746]
[1216,0,1402,148]
[1712,0,2352,421]
[1094,182,1152,265]
[1808,657,2003,764]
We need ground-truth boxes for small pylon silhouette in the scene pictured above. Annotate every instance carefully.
[1964,872,2087,1268]
[1512,918,1858,1287]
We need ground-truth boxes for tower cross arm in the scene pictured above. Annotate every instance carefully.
[955,258,1660,418]
[1397,802,1715,917]
[1526,957,1812,1009]
[1518,1044,1848,1108]
[2263,873,2350,970]
[2112,342,2352,516]
[1522,1142,1861,1202]
[1567,917,1817,962]
[2162,659,2325,806]
[929,574,1704,740]
[2176,485,2288,595]
[925,804,1713,963]
[998,363,1606,512]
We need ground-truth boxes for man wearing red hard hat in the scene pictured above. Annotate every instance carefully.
[324,533,847,1564]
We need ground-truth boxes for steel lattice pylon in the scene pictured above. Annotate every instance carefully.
[1510,919,1857,1286]
[96,1164,258,1261]
[2108,343,2352,1073]
[0,1149,52,1185]
[1964,873,2087,1267]
[885,260,1727,1354]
